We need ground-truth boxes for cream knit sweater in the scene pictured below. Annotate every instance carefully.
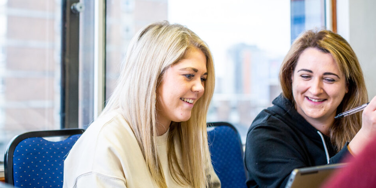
[63,110,220,188]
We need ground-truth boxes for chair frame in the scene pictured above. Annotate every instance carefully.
[3,129,84,184]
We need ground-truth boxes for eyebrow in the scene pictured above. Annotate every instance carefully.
[179,67,208,75]
[297,69,340,79]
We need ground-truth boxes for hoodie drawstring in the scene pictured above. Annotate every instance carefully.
[317,131,330,164]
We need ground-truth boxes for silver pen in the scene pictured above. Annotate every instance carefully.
[335,102,370,119]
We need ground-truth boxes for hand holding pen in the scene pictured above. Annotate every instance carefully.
[361,96,376,131]
[348,96,376,155]
[335,103,370,119]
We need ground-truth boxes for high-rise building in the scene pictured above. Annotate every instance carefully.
[210,43,282,140]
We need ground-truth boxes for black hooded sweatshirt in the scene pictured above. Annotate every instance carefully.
[244,94,351,188]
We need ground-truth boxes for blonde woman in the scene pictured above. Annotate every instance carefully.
[244,30,376,187]
[63,22,220,188]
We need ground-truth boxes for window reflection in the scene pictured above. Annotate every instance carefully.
[105,0,291,142]
[105,0,327,142]
[0,0,61,157]
[291,0,326,42]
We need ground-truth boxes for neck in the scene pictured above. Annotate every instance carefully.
[294,102,335,136]
[156,119,171,136]
[311,122,331,136]
[305,116,334,136]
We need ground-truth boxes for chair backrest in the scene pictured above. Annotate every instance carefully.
[207,122,247,188]
[3,129,84,187]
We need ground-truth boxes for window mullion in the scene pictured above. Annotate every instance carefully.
[94,0,106,119]
[61,0,80,129]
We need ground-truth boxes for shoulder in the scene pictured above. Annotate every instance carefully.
[247,107,294,139]
[246,106,304,156]
[64,113,131,164]
[83,110,135,145]
[66,109,137,156]
[64,110,145,187]
[79,110,141,159]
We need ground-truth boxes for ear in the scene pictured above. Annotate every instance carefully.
[291,70,294,83]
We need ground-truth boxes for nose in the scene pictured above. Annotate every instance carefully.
[192,79,205,95]
[310,78,323,95]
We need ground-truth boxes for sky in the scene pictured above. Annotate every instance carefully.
[168,0,291,77]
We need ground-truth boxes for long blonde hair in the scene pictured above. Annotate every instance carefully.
[279,30,368,151]
[101,21,215,187]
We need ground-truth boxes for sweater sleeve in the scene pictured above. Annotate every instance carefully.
[74,172,126,188]
[244,124,307,188]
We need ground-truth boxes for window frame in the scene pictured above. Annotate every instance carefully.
[61,0,80,129]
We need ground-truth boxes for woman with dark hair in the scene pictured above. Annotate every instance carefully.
[244,29,376,188]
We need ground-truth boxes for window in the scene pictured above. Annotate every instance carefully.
[291,0,326,42]
[105,0,168,99]
[0,0,62,157]
[0,0,333,159]
[170,0,291,142]
[105,0,291,142]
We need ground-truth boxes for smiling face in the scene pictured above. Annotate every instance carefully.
[292,47,348,129]
[156,47,207,130]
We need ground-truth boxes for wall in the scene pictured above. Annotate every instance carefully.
[337,0,376,100]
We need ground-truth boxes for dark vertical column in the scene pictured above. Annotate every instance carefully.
[61,0,80,129]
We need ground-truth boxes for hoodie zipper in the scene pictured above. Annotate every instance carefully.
[317,131,330,164]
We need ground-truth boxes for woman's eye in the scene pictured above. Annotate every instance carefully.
[201,77,207,82]
[300,75,311,79]
[324,78,335,83]
[184,74,194,79]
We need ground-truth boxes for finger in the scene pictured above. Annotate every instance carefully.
[364,96,376,113]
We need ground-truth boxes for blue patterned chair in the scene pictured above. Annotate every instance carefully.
[207,122,247,188]
[3,129,84,187]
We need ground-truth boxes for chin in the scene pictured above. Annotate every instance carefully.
[307,114,324,120]
[181,116,192,122]
[174,113,192,122]
[304,110,326,119]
